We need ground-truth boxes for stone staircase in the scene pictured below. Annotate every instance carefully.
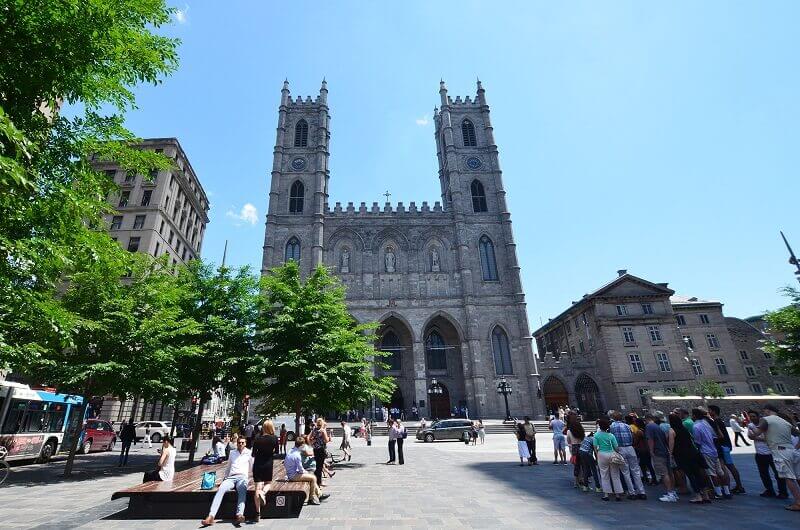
[327,420,595,437]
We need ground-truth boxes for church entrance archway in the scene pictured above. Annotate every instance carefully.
[575,374,603,420]
[384,388,404,419]
[428,382,450,420]
[543,376,569,416]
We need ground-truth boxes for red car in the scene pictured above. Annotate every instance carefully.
[79,419,117,453]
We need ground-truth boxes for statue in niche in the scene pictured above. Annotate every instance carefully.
[431,248,440,272]
[385,247,396,273]
[340,248,350,273]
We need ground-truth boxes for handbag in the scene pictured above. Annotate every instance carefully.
[610,451,625,466]
[200,471,216,490]
[401,428,408,440]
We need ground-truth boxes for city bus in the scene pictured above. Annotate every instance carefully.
[0,381,84,462]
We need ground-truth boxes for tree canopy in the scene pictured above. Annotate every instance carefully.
[764,287,800,378]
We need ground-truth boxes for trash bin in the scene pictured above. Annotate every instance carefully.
[180,438,196,452]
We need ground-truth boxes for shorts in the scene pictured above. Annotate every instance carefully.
[772,447,800,481]
[702,454,724,477]
[652,455,670,477]
[553,435,566,450]
[720,445,733,466]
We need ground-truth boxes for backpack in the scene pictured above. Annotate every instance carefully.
[200,471,216,490]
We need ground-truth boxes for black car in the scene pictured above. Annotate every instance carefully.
[416,419,474,442]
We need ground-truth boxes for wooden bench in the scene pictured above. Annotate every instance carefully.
[112,459,310,519]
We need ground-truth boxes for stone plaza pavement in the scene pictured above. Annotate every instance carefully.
[1,433,798,529]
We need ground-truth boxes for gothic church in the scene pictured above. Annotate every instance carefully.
[261,80,542,419]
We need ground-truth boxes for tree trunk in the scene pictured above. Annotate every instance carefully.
[128,395,141,422]
[169,404,180,438]
[63,388,90,477]
[187,397,207,464]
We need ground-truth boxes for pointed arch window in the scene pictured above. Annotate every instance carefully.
[380,330,402,372]
[289,180,304,213]
[471,179,487,212]
[425,330,447,371]
[294,119,308,147]
[479,235,498,281]
[462,119,477,147]
[285,237,301,262]
[491,326,513,375]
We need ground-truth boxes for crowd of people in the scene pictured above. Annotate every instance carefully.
[542,404,800,511]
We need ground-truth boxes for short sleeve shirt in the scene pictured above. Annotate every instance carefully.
[645,422,669,457]
[593,431,618,453]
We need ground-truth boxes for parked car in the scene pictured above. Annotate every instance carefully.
[268,415,304,441]
[79,419,117,453]
[134,421,172,443]
[416,419,473,442]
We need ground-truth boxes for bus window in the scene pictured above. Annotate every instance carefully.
[22,401,45,433]
[1,399,27,434]
[44,403,67,433]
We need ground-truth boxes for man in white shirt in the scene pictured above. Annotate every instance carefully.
[730,414,750,447]
[202,438,252,525]
[748,410,788,498]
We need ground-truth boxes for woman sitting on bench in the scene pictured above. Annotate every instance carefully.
[202,437,252,526]
[142,436,175,483]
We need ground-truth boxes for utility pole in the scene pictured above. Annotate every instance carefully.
[780,231,800,285]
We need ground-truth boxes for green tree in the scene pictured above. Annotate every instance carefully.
[696,379,726,400]
[764,287,800,378]
[254,262,395,434]
[174,261,260,463]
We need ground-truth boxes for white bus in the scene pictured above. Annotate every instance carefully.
[0,381,84,462]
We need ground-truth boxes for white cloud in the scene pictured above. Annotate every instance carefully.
[174,4,189,24]
[415,115,429,126]
[226,203,258,226]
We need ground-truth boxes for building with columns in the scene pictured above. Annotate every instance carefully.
[261,80,542,419]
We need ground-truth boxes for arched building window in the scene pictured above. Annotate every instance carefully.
[471,180,487,212]
[425,330,447,370]
[380,331,402,372]
[462,119,477,147]
[491,326,513,374]
[294,119,308,147]
[479,235,498,281]
[289,180,304,213]
[285,237,301,262]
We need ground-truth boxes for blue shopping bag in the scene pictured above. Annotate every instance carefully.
[200,471,216,490]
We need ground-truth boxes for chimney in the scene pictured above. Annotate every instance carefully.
[617,269,627,277]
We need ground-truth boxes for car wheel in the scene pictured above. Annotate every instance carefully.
[82,439,92,454]
[107,438,116,451]
[425,433,434,443]
[151,432,161,444]
[286,432,296,441]
[39,441,56,463]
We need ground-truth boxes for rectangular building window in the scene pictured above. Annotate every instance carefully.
[714,357,728,375]
[664,387,678,395]
[724,387,736,396]
[119,191,130,207]
[616,304,628,316]
[775,382,787,394]
[690,358,703,376]
[181,248,187,261]
[763,351,772,359]
[570,345,576,355]
[739,350,749,360]
[105,169,116,178]
[149,169,159,181]
[155,148,163,154]
[155,242,160,256]
[127,237,140,252]
[706,334,720,349]
[641,303,654,315]
[622,327,635,344]
[655,352,671,372]
[750,382,763,394]
[675,314,686,326]
[168,230,174,245]
[566,321,572,335]
[699,314,710,324]
[124,171,135,183]
[579,340,585,353]
[683,335,695,350]
[160,220,165,234]
[133,215,145,230]
[141,190,152,206]
[745,366,755,377]
[110,215,123,230]
[648,325,662,343]
[629,353,644,373]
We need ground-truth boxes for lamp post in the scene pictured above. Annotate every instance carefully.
[496,376,513,422]
[427,377,443,419]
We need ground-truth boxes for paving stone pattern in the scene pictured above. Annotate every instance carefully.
[0,434,797,529]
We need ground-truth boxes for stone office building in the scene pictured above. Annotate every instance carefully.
[533,270,754,418]
[261,80,542,419]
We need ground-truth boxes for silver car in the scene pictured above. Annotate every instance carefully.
[416,419,473,442]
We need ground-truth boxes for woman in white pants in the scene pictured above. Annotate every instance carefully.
[593,418,624,501]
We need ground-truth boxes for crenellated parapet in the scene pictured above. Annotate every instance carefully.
[325,200,447,217]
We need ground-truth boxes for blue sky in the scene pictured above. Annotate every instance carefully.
[121,1,799,325]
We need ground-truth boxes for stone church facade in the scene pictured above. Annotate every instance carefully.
[261,80,542,419]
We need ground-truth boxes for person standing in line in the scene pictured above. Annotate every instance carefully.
[730,414,750,447]
[550,413,567,465]
[692,408,731,499]
[142,436,176,483]
[309,418,330,486]
[566,416,586,489]
[579,431,602,492]
[633,417,657,485]
[748,404,800,511]
[119,420,136,467]
[593,418,624,501]
[143,422,152,449]
[516,422,531,466]
[202,436,253,525]
[707,405,745,494]
[610,411,646,499]
[523,416,538,465]
[646,413,676,502]
[667,413,710,504]
[251,421,278,522]
[395,420,406,465]
[478,419,486,445]
[747,410,788,498]
[387,418,398,464]
[340,420,352,461]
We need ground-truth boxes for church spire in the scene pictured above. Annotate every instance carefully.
[439,79,448,106]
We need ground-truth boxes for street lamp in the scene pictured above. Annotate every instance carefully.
[427,378,443,419]
[496,376,513,422]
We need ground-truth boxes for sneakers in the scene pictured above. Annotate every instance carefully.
[627,494,638,500]
[595,487,603,493]
[637,494,648,500]
[319,493,330,501]
[581,486,589,492]
[659,493,678,503]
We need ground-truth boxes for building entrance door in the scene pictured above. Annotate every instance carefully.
[542,376,569,416]
[429,383,450,420]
